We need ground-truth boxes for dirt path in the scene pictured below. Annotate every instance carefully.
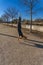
[0,23,43,65]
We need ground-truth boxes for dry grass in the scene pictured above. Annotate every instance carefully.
[22,28,43,39]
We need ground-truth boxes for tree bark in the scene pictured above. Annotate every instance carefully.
[30,1,32,33]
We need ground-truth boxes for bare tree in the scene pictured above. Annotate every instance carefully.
[19,0,41,32]
[1,14,9,22]
[4,8,18,23]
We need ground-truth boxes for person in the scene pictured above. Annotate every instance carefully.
[18,16,27,40]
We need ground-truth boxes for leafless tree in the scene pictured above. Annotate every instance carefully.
[1,7,18,23]
[4,8,18,23]
[1,14,9,22]
[19,0,41,32]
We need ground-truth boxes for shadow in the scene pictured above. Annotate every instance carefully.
[20,41,43,49]
[0,33,18,38]
[34,44,43,48]
[26,38,43,44]
[20,41,35,47]
[0,32,43,49]
[0,32,43,43]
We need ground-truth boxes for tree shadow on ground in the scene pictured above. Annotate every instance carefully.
[20,39,43,49]
[0,33,43,49]
[20,41,43,49]
[35,44,43,48]
[0,33,18,38]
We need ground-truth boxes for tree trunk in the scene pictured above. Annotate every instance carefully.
[30,2,32,33]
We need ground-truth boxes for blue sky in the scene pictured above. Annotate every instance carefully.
[0,0,43,20]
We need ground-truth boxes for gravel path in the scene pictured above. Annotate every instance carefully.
[0,23,43,65]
